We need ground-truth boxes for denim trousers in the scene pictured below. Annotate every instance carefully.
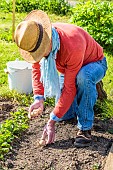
[57,57,108,131]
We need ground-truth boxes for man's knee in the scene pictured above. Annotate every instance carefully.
[76,69,88,87]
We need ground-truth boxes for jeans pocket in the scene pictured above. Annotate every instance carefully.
[97,57,108,76]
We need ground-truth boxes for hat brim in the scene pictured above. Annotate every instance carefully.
[19,10,52,63]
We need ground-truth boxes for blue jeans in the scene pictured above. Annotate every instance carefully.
[58,57,107,130]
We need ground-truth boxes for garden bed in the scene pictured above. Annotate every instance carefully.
[0,99,113,170]
[0,98,18,123]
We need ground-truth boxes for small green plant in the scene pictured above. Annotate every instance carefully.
[92,163,100,170]
[44,97,55,107]
[70,0,113,52]
[0,87,33,106]
[0,108,29,160]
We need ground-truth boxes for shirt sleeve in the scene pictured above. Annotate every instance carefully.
[50,111,62,121]
[32,62,44,95]
[53,50,84,118]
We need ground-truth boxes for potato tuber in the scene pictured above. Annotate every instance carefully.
[28,107,42,119]
[37,139,46,147]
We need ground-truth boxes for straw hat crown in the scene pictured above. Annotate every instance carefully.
[14,10,52,63]
[15,20,40,52]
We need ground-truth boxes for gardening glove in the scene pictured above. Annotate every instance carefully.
[41,119,56,144]
[28,99,44,119]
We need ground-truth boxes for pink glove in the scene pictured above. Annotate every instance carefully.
[41,119,55,144]
[28,99,44,119]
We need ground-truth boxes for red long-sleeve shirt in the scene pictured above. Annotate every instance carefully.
[32,23,104,118]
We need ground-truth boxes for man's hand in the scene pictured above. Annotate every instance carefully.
[41,119,56,144]
[28,99,44,119]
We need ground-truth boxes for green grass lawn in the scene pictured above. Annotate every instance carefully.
[0,11,113,118]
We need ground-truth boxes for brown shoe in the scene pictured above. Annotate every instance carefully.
[74,130,92,147]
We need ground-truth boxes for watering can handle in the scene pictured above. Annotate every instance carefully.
[4,67,29,74]
[4,68,9,74]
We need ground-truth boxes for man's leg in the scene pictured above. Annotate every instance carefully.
[74,57,107,147]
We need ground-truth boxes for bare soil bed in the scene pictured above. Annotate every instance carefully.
[0,99,113,170]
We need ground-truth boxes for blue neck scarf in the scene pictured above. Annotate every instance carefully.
[40,27,60,103]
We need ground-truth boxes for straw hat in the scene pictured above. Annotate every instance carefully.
[14,10,52,63]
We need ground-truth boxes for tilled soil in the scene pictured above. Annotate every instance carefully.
[0,100,113,170]
[0,98,18,123]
